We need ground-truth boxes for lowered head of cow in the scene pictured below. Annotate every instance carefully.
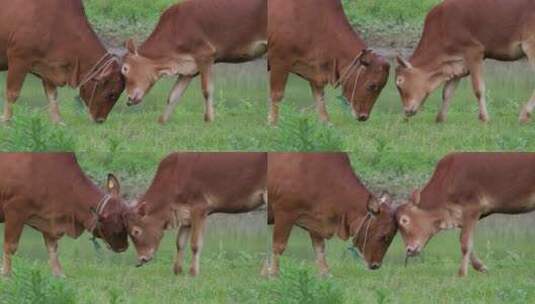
[342,193,398,270]
[121,39,161,106]
[90,174,129,253]
[125,200,165,267]
[340,50,390,122]
[395,189,451,260]
[79,60,125,123]
[395,56,443,118]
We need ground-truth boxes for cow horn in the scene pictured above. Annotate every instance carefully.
[410,189,421,205]
[396,56,412,69]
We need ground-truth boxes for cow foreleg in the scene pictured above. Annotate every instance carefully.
[173,225,191,275]
[467,55,490,122]
[2,60,29,123]
[189,210,207,277]
[159,75,193,125]
[42,81,63,125]
[310,83,330,123]
[309,232,330,277]
[43,234,64,277]
[470,251,487,273]
[268,66,289,125]
[200,64,215,123]
[436,78,460,123]
[2,215,25,277]
[458,218,478,277]
[268,216,294,277]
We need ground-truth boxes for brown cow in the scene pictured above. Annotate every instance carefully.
[267,0,390,124]
[126,152,267,276]
[0,0,125,124]
[0,153,128,277]
[121,0,267,124]
[395,0,535,123]
[395,153,535,277]
[264,153,397,277]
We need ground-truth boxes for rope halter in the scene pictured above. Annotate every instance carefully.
[353,212,375,260]
[333,50,369,105]
[89,194,113,248]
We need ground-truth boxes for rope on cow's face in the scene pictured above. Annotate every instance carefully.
[89,194,113,250]
[74,52,120,112]
[353,212,374,261]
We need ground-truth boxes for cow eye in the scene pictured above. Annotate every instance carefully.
[368,84,378,92]
[121,65,129,75]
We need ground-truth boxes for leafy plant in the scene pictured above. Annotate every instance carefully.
[2,110,76,151]
[0,260,76,304]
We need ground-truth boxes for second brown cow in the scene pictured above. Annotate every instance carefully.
[126,152,267,277]
[264,153,397,277]
[268,0,390,124]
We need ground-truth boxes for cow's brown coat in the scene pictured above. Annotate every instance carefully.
[265,153,397,276]
[395,0,535,123]
[126,152,267,276]
[122,0,267,124]
[396,153,535,276]
[0,0,125,124]
[267,0,390,124]
[0,153,128,277]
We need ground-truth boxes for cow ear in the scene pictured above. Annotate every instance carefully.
[337,213,350,241]
[367,195,381,215]
[410,189,421,206]
[125,39,137,55]
[135,201,148,217]
[107,174,121,197]
[396,56,412,69]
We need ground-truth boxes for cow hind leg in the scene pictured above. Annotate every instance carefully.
[2,215,25,277]
[42,80,63,125]
[2,59,29,123]
[268,66,290,125]
[470,251,487,273]
[436,77,460,123]
[189,209,207,277]
[199,63,215,123]
[466,53,490,122]
[43,233,64,277]
[519,41,535,123]
[173,225,191,275]
[159,75,193,125]
[309,232,330,277]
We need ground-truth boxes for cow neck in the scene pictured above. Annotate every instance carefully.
[68,27,109,88]
[331,38,367,85]
[69,177,107,232]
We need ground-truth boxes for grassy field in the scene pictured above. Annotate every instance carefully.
[1,0,535,303]
[1,211,534,303]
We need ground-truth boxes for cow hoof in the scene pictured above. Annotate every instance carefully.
[319,271,332,279]
[457,269,468,277]
[435,115,446,123]
[478,114,490,123]
[473,264,488,273]
[52,272,66,278]
[0,117,10,124]
[519,112,531,124]
[173,265,183,276]
[158,115,168,125]
[204,112,214,123]
[189,268,199,277]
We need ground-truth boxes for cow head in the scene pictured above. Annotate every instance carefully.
[395,189,447,258]
[395,56,444,117]
[340,50,390,122]
[79,61,125,123]
[125,200,165,267]
[91,174,129,252]
[121,39,161,106]
[341,193,398,270]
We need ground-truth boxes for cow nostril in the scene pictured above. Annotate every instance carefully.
[405,110,417,117]
[358,114,369,122]
[95,118,105,124]
[369,263,381,270]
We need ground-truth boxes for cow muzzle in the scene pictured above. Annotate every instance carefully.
[127,96,143,106]
[136,255,153,267]
[368,262,381,270]
[358,113,369,122]
[406,245,421,257]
